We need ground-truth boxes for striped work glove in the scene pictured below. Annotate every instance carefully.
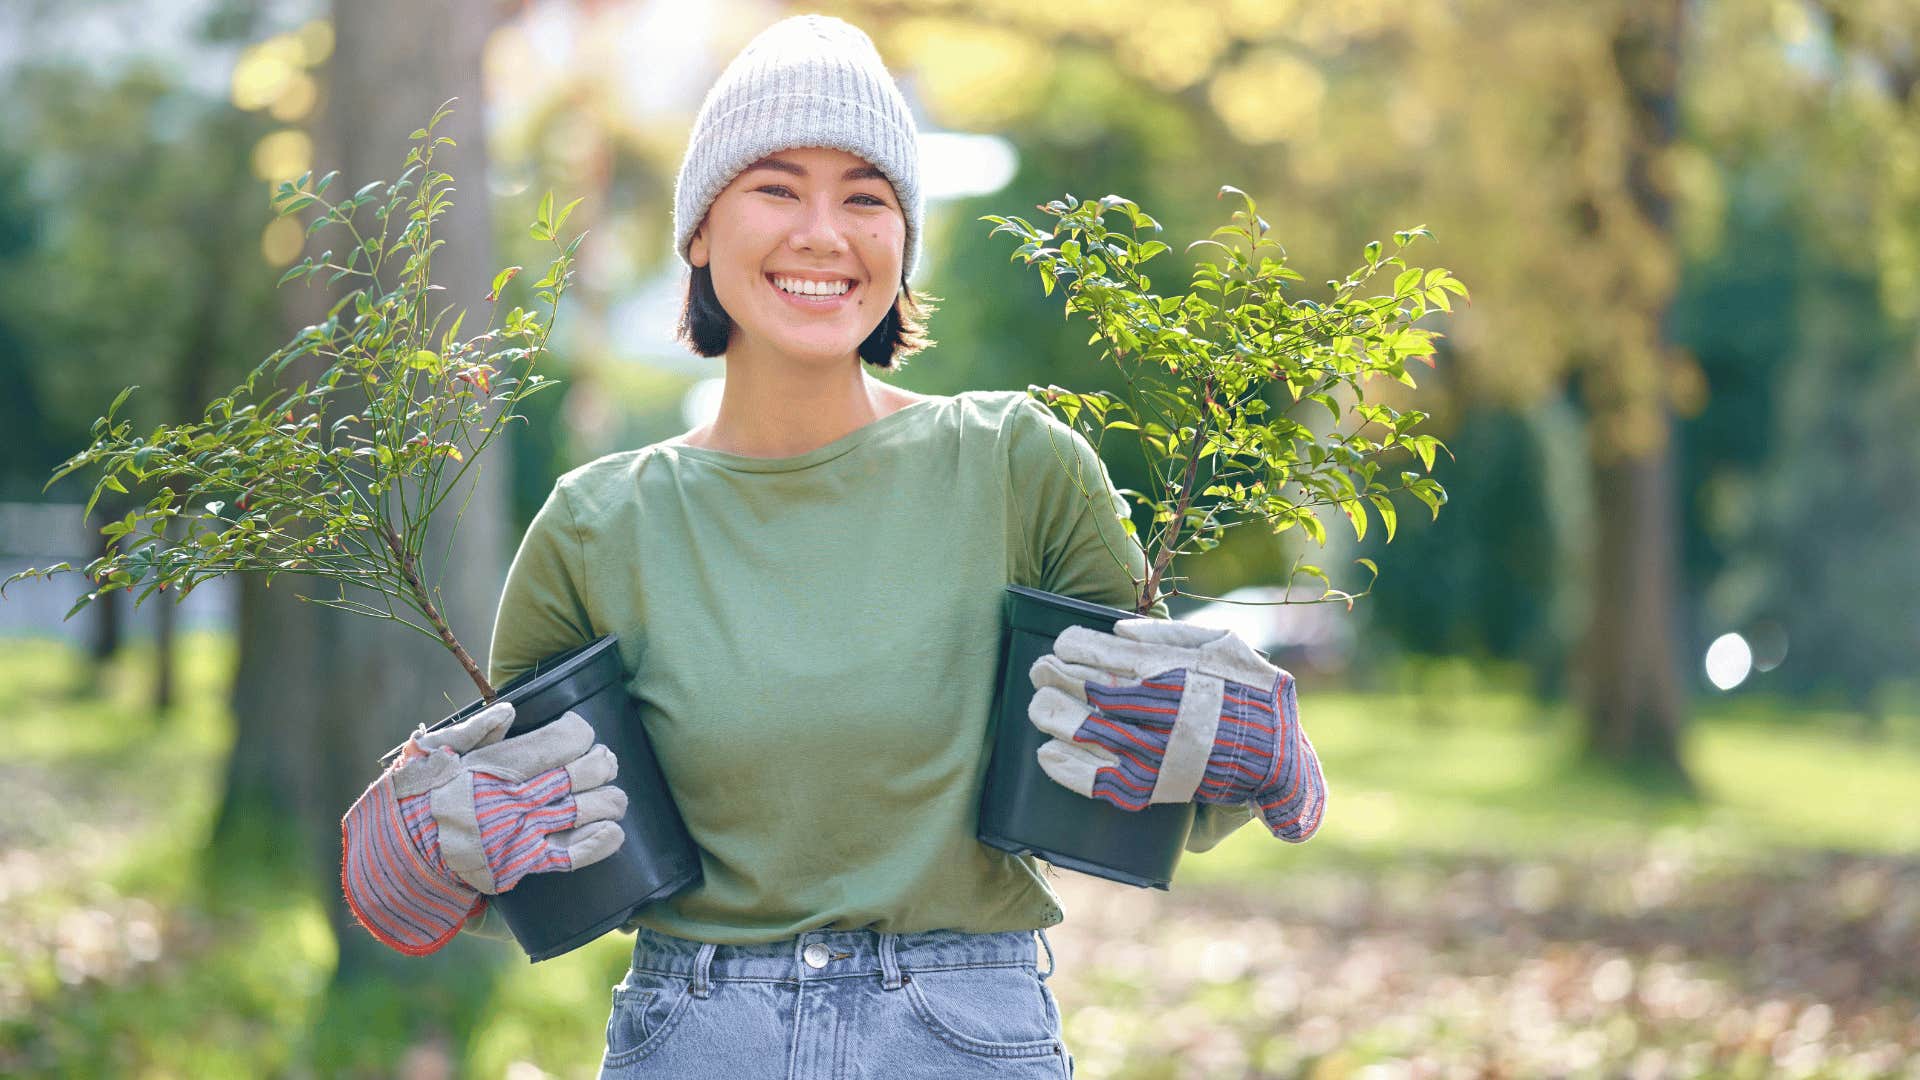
[1027,618,1326,842]
[339,700,629,956]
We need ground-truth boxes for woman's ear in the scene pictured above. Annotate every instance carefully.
[689,222,709,269]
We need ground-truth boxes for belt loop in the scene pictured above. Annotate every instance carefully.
[879,930,904,990]
[691,941,717,998]
[1035,928,1055,981]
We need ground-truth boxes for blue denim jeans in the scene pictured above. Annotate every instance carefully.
[597,924,1075,1078]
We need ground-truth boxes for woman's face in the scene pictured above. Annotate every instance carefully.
[688,145,906,368]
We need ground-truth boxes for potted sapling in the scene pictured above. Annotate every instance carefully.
[976,188,1465,888]
[0,101,700,963]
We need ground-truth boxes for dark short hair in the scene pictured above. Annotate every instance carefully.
[676,264,939,370]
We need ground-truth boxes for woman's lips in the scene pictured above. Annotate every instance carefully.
[767,273,857,311]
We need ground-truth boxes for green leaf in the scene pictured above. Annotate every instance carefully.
[1217,184,1254,217]
[1409,478,1446,520]
[489,265,522,300]
[1367,492,1397,543]
[1403,434,1438,471]
[554,196,585,233]
[1339,498,1367,543]
[1298,508,1326,546]
[441,309,466,351]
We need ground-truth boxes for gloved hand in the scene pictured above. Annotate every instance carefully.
[340,699,629,955]
[1026,618,1326,842]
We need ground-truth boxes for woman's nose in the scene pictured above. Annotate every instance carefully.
[790,198,850,253]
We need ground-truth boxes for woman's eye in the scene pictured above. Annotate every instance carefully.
[756,185,886,207]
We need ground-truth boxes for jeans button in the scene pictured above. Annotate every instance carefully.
[803,943,830,969]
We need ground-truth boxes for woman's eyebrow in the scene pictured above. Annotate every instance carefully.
[745,156,888,183]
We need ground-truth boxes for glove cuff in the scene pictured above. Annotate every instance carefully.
[1251,672,1326,843]
[340,771,485,956]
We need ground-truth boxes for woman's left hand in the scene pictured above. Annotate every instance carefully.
[1026,618,1326,842]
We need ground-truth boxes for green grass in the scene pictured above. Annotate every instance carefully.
[1176,667,1920,881]
[3,630,1918,1077]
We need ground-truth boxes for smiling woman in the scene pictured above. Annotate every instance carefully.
[675,144,940,374]
[472,13,1118,1079]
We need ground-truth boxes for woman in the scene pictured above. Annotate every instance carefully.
[339,13,1326,1078]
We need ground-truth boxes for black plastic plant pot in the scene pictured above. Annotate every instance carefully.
[413,634,702,962]
[976,584,1197,890]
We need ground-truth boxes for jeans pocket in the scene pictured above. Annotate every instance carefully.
[900,964,1064,1058]
[602,970,693,1067]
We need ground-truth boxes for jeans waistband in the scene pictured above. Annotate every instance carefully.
[628,925,1058,997]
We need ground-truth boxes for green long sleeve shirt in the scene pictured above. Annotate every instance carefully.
[466,389,1256,946]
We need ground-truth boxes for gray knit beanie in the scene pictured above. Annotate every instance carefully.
[671,13,925,283]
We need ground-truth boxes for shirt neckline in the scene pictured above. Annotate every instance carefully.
[659,395,946,473]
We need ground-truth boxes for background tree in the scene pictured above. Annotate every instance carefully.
[255,0,513,1014]
[823,0,1701,779]
[0,48,288,706]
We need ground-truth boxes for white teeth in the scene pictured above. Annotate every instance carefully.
[772,275,851,297]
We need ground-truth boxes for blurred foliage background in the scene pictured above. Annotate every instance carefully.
[0,0,1916,1077]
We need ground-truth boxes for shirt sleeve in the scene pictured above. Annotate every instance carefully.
[457,897,519,944]
[1006,396,1257,855]
[485,478,596,692]
[1183,799,1258,854]
[1008,396,1165,617]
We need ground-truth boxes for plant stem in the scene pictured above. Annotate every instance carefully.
[378,519,494,702]
[1141,374,1215,612]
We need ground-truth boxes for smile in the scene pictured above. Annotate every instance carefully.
[767,273,858,310]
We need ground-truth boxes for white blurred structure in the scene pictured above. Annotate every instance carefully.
[0,501,235,639]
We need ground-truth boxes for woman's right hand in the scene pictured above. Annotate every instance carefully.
[340,700,629,956]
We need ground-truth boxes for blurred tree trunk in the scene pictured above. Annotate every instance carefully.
[210,0,510,992]
[85,493,124,669]
[152,189,239,717]
[1577,0,1691,785]
[309,0,507,983]
[207,98,327,857]
[152,543,174,711]
[86,581,120,663]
